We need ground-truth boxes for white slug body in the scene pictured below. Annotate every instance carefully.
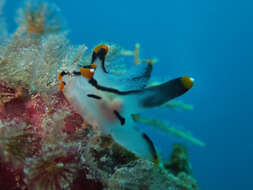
[63,76,155,160]
[62,44,194,161]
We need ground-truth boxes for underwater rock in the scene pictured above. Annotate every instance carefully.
[80,134,139,181]
[70,169,104,190]
[177,172,199,190]
[165,144,191,175]
[106,159,199,190]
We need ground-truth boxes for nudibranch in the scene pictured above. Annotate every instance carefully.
[59,44,194,162]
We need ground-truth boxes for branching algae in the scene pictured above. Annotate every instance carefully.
[0,1,203,189]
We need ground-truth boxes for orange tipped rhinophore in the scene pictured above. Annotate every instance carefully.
[58,71,69,90]
[90,64,97,69]
[59,81,65,91]
[58,73,63,81]
[80,67,95,79]
[143,59,154,66]
[93,44,110,54]
[92,44,110,73]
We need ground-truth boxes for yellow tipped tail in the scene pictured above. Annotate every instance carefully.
[181,76,194,90]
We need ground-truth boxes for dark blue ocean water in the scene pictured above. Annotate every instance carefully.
[4,0,253,189]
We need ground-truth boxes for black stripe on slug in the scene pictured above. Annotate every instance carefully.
[89,78,141,95]
[87,94,102,100]
[73,71,81,75]
[60,71,70,77]
[113,110,125,126]
[142,133,158,162]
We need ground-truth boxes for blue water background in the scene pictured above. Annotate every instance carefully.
[4,0,253,189]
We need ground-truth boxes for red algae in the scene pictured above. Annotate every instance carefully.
[71,170,104,190]
[63,112,84,134]
[0,85,46,127]
[0,158,27,190]
[24,95,47,126]
[0,161,19,189]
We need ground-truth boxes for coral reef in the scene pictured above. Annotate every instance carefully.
[0,1,201,189]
